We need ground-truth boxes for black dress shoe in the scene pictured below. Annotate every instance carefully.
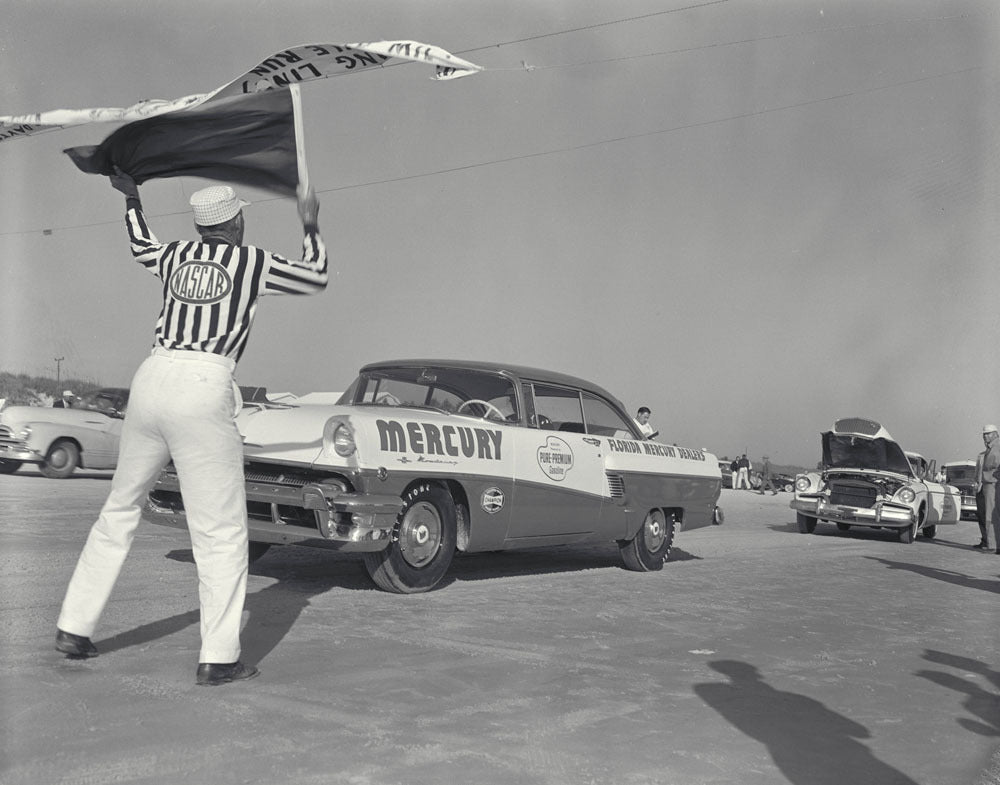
[973,542,988,550]
[196,661,259,686]
[55,629,98,658]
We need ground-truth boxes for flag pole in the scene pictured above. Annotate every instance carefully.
[290,84,309,193]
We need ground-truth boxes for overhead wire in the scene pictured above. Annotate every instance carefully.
[0,6,990,238]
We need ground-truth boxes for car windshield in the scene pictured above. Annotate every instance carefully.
[944,465,975,483]
[74,390,126,416]
[342,367,518,423]
[822,433,913,475]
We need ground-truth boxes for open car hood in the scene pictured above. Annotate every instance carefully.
[821,431,913,477]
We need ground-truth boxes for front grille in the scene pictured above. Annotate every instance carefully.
[244,466,321,486]
[0,426,12,439]
[606,473,625,498]
[829,481,877,508]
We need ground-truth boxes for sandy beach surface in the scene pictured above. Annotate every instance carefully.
[1,472,997,785]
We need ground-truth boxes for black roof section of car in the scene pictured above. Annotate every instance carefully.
[359,359,628,411]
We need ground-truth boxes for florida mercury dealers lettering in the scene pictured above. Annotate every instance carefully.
[377,419,502,460]
[607,438,707,461]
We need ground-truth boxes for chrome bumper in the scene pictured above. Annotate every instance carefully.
[144,477,403,552]
[791,496,915,527]
[0,441,42,462]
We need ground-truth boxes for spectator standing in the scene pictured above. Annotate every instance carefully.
[634,407,659,440]
[736,454,751,490]
[757,455,778,495]
[53,390,75,408]
[730,458,739,489]
[979,424,1000,554]
[54,172,328,685]
[973,449,988,549]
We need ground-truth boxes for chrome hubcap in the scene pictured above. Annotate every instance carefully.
[398,501,442,568]
[643,510,667,552]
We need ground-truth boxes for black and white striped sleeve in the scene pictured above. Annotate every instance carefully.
[124,204,170,279]
[261,229,328,296]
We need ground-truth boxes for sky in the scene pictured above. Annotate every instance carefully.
[1,0,997,468]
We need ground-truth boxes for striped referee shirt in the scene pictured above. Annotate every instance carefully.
[124,203,327,362]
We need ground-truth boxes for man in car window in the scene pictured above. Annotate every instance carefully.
[55,171,328,686]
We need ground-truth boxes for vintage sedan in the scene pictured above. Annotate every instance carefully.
[790,417,961,542]
[145,359,723,593]
[941,459,979,521]
[0,388,129,478]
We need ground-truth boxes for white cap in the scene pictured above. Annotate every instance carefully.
[62,390,73,396]
[189,186,250,226]
[984,424,999,434]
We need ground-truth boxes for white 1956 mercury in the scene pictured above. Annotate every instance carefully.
[145,359,723,592]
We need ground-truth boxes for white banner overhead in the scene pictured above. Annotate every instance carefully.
[0,40,482,143]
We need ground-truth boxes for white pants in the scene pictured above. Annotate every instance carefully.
[736,468,750,489]
[58,348,248,663]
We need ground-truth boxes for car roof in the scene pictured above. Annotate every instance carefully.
[942,460,976,467]
[359,359,628,409]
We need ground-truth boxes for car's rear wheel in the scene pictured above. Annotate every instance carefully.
[363,483,456,593]
[39,440,79,479]
[248,542,271,564]
[620,509,675,571]
[797,512,817,533]
[0,459,22,475]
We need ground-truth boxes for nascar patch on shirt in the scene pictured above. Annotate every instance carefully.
[169,261,233,304]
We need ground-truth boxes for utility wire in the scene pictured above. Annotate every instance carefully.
[486,13,982,72]
[0,5,989,238]
[2,63,981,238]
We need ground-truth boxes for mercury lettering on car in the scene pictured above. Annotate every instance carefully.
[169,261,233,305]
[376,419,502,460]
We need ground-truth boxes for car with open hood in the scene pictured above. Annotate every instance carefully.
[144,359,724,593]
[790,417,961,542]
[0,388,129,478]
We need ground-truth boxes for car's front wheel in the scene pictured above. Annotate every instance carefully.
[39,440,79,479]
[0,459,22,475]
[898,507,925,544]
[620,509,675,571]
[363,483,457,593]
[797,512,817,533]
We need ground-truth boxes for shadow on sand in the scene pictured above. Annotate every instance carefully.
[695,659,918,785]
[865,556,1000,595]
[915,650,1000,738]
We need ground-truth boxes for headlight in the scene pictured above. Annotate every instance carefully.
[795,476,811,492]
[322,417,356,458]
[328,422,355,457]
[897,487,916,504]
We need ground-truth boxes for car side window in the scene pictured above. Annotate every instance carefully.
[531,384,583,432]
[581,392,638,439]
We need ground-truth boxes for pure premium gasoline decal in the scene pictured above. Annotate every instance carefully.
[376,419,502,460]
[537,436,574,481]
[169,261,233,305]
